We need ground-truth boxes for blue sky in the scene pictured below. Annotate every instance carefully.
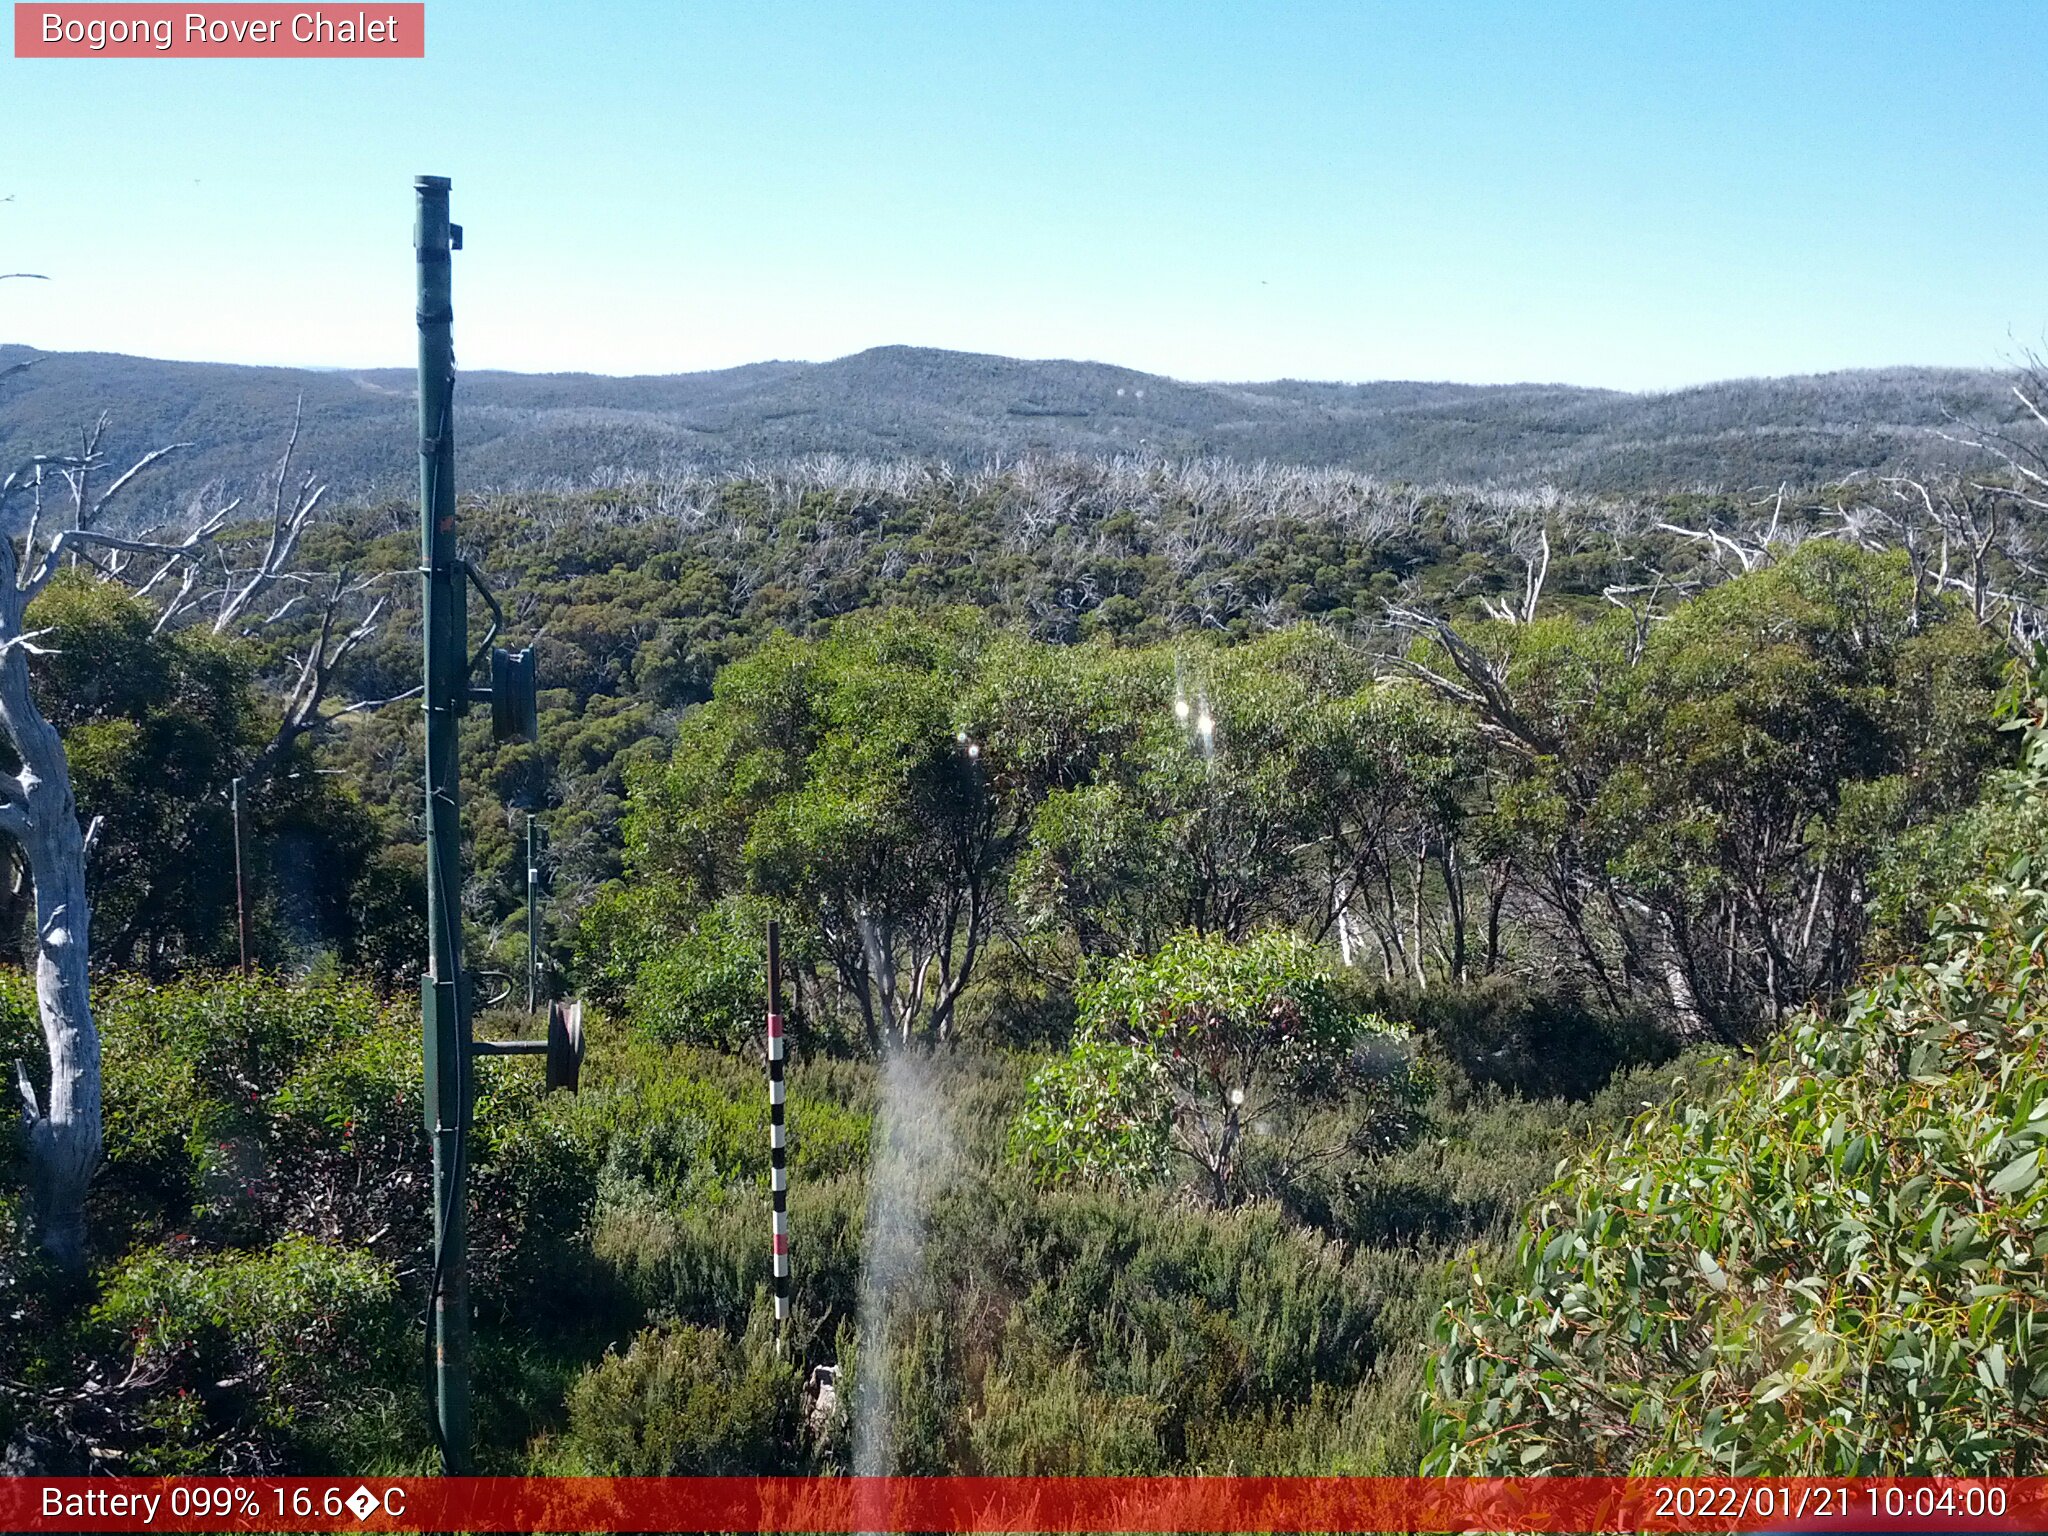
[1,1,2041,388]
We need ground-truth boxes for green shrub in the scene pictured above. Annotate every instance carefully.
[101,972,384,1103]
[49,974,611,1471]
[94,1235,406,1465]
[1016,931,1414,1203]
[0,968,37,1195]
[94,973,395,1247]
[468,1067,607,1319]
[91,973,609,1299]
[1355,975,1673,1101]
[1010,1037,1171,1190]
[1422,688,2048,1474]
[901,1178,1389,1466]
[1078,929,1356,1053]
[265,1012,428,1254]
[556,1310,803,1474]
[570,877,695,1017]
[580,1036,869,1199]
[627,898,771,1051]
[593,1170,867,1340]
[580,1039,873,1337]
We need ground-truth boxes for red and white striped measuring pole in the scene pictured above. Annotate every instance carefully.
[766,920,791,1328]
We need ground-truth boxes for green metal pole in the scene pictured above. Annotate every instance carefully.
[416,173,471,1475]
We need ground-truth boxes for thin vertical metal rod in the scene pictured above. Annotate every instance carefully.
[526,813,539,1014]
[230,776,251,977]
[767,920,789,1331]
[416,172,471,1476]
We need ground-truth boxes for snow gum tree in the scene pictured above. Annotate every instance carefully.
[0,436,206,1269]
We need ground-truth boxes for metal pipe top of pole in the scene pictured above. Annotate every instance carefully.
[415,180,454,259]
[416,182,457,575]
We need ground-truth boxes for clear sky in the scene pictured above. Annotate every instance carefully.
[1,1,2041,389]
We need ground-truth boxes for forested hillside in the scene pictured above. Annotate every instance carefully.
[0,343,2013,500]
[5,368,2048,1475]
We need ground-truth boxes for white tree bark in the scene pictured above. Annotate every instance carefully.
[0,518,98,1271]
[0,447,197,1269]
[4,696,96,1271]
[0,408,360,1270]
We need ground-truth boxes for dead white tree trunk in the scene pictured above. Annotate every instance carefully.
[1478,523,1550,624]
[0,447,200,1270]
[210,394,327,637]
[1,634,96,1271]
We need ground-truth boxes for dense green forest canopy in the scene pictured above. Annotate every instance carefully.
[588,551,2004,1058]
[5,383,2048,1475]
[60,451,2023,1027]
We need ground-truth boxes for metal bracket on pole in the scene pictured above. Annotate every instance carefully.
[471,1000,584,1093]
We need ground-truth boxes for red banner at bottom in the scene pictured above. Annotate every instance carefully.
[7,1476,2047,1533]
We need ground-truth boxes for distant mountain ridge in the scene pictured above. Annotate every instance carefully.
[0,342,2014,502]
